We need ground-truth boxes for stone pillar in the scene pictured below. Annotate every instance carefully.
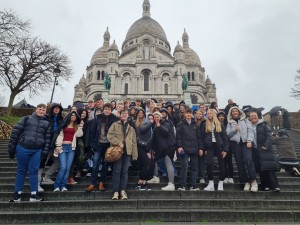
[183,90,192,106]
[102,90,109,103]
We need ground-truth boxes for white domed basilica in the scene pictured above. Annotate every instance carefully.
[73,0,217,104]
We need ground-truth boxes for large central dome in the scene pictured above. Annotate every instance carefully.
[122,0,169,49]
[124,17,168,44]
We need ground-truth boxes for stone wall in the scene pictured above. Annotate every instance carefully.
[0,107,34,117]
[263,111,300,130]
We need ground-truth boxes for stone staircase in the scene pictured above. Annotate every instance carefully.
[0,131,300,224]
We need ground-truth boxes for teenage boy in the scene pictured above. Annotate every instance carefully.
[8,104,51,202]
[86,103,118,192]
[176,108,203,190]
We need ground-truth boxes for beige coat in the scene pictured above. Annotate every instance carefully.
[107,121,138,160]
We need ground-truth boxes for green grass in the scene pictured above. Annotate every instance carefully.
[0,116,21,126]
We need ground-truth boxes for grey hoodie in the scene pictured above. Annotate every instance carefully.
[226,106,254,143]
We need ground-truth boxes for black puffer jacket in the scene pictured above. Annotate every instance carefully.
[176,120,203,155]
[200,122,229,152]
[255,121,278,171]
[152,119,176,159]
[9,113,51,157]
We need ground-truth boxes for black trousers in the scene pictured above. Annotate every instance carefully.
[205,143,225,181]
[252,148,280,190]
[137,147,155,181]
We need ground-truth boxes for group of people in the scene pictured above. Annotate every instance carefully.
[8,98,285,202]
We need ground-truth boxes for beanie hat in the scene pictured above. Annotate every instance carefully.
[153,111,162,118]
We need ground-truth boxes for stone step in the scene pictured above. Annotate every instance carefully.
[1,183,300,192]
[0,176,299,185]
[1,190,300,201]
[1,199,300,211]
[0,209,299,223]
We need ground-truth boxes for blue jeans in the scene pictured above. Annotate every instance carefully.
[91,143,110,186]
[112,154,131,192]
[54,144,75,189]
[14,145,42,192]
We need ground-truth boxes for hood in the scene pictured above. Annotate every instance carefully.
[227,106,246,123]
[49,103,63,119]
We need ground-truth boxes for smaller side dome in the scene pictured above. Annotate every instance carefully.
[174,41,184,53]
[79,74,86,84]
[108,40,119,52]
[205,76,212,85]
[79,74,86,88]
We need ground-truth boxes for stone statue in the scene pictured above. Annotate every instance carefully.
[143,42,150,60]
[104,72,111,90]
[182,73,188,91]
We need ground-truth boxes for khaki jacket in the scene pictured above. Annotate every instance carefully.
[107,121,138,160]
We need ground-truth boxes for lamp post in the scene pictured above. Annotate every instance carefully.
[49,65,61,104]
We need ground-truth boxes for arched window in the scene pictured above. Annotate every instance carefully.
[97,71,101,80]
[124,83,128,95]
[143,69,150,91]
[164,84,168,94]
[101,71,105,80]
[188,72,191,81]
[191,94,198,104]
[192,72,195,81]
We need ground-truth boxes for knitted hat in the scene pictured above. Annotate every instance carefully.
[153,111,162,118]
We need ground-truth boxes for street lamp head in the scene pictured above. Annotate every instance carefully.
[54,64,61,74]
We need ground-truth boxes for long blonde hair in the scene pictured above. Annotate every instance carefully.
[205,109,222,133]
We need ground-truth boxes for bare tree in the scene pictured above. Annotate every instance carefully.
[291,69,300,100]
[0,95,5,106]
[0,10,30,56]
[0,10,72,116]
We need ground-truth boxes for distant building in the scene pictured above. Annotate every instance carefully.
[73,0,217,104]
[13,99,35,108]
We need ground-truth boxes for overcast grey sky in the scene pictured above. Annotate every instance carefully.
[1,0,300,112]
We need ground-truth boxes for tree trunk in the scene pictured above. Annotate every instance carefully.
[6,92,17,116]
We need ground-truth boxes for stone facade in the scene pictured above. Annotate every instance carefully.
[73,0,217,104]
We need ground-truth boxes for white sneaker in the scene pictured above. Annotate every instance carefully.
[38,184,44,192]
[204,180,215,191]
[217,181,224,191]
[199,179,205,184]
[42,177,55,185]
[177,186,186,191]
[120,190,128,200]
[244,182,251,191]
[61,187,68,192]
[112,192,119,200]
[54,188,60,192]
[147,176,160,184]
[161,182,175,191]
[228,178,234,184]
[250,182,258,192]
[223,178,229,184]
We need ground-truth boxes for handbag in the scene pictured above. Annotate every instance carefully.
[105,146,123,162]
[137,138,150,147]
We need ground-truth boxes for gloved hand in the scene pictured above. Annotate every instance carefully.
[9,151,15,160]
